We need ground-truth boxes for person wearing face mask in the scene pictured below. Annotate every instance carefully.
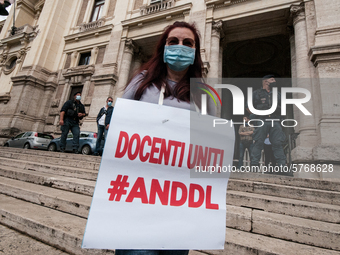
[122,21,215,115]
[59,92,86,153]
[116,21,215,255]
[93,97,114,156]
[248,75,286,169]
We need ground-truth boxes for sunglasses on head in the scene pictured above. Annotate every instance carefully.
[166,37,195,48]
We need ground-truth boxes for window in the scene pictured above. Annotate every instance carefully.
[80,132,90,138]
[6,57,17,70]
[78,52,91,66]
[14,133,25,139]
[90,0,105,22]
[37,133,54,139]
[23,132,33,137]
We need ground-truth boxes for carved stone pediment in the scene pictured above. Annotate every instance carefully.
[206,0,253,9]
[1,24,38,45]
[0,92,11,104]
[79,18,105,32]
[140,0,176,15]
[63,65,95,79]
[0,127,21,138]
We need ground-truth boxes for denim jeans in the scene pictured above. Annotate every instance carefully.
[60,119,80,150]
[251,121,286,166]
[94,124,105,154]
[238,141,254,169]
[115,250,189,255]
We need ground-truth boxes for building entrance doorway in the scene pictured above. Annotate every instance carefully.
[219,9,295,168]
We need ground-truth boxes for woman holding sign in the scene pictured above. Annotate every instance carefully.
[115,22,216,255]
[122,21,215,115]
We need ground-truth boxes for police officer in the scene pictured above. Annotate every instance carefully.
[59,92,86,153]
[248,75,286,168]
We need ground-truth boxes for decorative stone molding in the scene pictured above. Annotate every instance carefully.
[290,3,305,26]
[51,99,60,108]
[0,92,11,104]
[203,61,210,77]
[45,116,55,125]
[91,73,118,86]
[79,18,105,32]
[122,3,192,28]
[206,0,253,10]
[34,1,44,21]
[309,44,340,67]
[49,108,60,116]
[2,55,18,75]
[124,39,137,55]
[212,20,223,38]
[16,48,27,64]
[140,0,176,15]
[63,65,95,80]
[0,127,21,138]
[65,24,114,43]
[4,24,38,41]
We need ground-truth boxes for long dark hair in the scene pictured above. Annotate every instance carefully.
[128,21,203,102]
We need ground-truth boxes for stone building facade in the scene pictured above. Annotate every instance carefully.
[0,0,339,177]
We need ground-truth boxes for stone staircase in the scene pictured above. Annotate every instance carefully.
[0,147,339,255]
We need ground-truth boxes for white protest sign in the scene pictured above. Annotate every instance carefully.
[82,98,234,250]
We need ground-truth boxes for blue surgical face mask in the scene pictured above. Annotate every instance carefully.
[76,95,81,101]
[108,102,112,107]
[163,45,195,72]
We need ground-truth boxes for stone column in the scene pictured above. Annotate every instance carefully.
[114,39,136,101]
[290,3,318,164]
[90,47,99,65]
[208,20,223,117]
[208,20,223,79]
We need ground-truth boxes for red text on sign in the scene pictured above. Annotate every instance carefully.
[108,175,219,210]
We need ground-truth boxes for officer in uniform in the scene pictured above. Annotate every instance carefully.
[248,75,286,167]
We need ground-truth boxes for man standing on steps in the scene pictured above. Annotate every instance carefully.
[248,75,286,171]
[93,96,114,156]
[59,92,86,153]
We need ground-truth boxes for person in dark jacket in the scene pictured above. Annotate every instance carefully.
[93,96,114,156]
[248,75,286,167]
[59,92,86,153]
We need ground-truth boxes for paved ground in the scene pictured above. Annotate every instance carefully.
[0,224,69,255]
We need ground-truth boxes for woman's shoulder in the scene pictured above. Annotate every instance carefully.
[122,71,147,99]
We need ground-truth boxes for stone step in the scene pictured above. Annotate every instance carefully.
[221,228,340,255]
[2,163,339,215]
[1,171,339,250]
[0,194,113,255]
[227,190,340,224]
[227,205,340,250]
[5,192,338,255]
[230,172,340,192]
[0,149,100,171]
[0,157,98,181]
[0,224,70,255]
[252,210,340,251]
[0,146,102,164]
[0,176,91,218]
[228,179,340,206]
[0,164,95,196]
[3,147,340,193]
[0,174,250,231]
